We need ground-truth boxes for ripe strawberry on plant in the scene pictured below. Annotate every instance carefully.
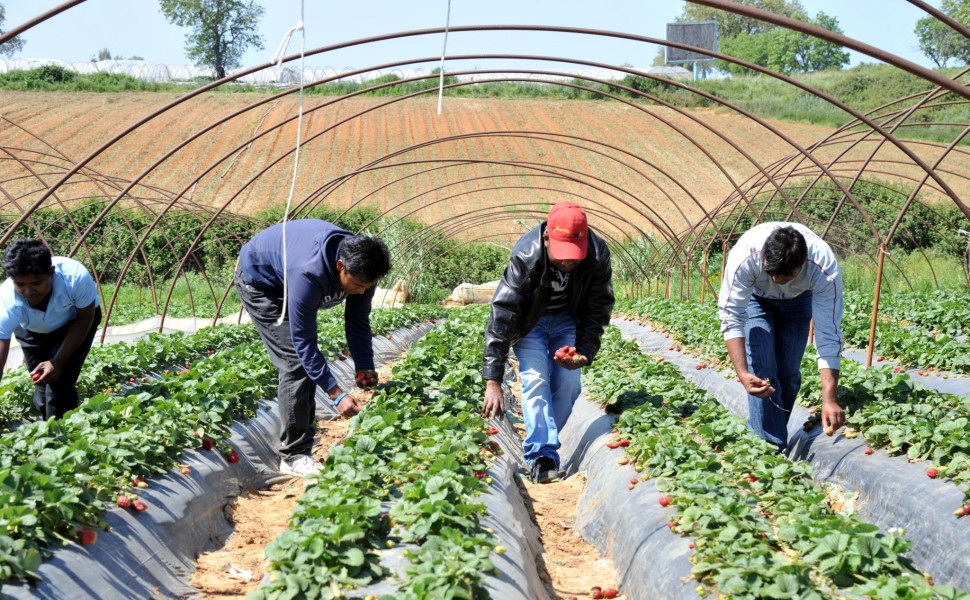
[79,529,97,546]
[132,499,148,512]
[117,495,132,509]
[226,449,240,464]
[658,495,671,507]
[926,467,939,479]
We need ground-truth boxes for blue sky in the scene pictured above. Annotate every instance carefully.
[3,1,942,72]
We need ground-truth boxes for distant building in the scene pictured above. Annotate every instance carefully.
[645,66,693,80]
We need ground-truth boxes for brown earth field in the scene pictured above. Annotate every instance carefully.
[2,91,968,245]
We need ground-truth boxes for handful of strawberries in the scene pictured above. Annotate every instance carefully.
[553,345,586,368]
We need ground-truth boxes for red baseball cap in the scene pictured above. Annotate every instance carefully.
[546,201,588,260]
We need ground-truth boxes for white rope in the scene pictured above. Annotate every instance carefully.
[275,4,306,325]
[436,0,452,115]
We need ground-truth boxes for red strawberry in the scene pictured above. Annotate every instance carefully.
[746,475,758,483]
[117,495,131,509]
[201,437,214,451]
[603,589,619,599]
[630,477,638,485]
[864,448,874,455]
[618,439,630,447]
[129,377,136,383]
[610,428,618,434]
[226,449,240,464]
[79,529,97,545]
[953,504,970,517]
[131,475,145,487]
[474,471,487,480]
[30,372,41,383]
[659,495,670,507]
[876,356,884,362]
[926,467,939,479]
[132,499,148,512]
[486,426,500,435]
[591,587,603,600]
[180,466,191,475]
[606,440,620,449]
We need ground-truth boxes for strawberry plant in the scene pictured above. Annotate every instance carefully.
[253,306,500,600]
[584,328,969,599]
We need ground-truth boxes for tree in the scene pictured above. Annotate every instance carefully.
[679,0,808,38]
[159,0,264,79]
[95,48,112,61]
[678,1,849,75]
[0,3,26,57]
[915,0,970,68]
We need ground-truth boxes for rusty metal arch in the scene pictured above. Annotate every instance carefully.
[0,5,968,348]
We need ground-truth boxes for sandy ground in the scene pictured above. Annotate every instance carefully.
[189,369,626,600]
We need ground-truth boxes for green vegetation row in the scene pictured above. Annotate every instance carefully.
[0,304,446,586]
[254,305,499,600]
[618,295,970,506]
[4,63,969,140]
[586,328,967,599]
[0,304,449,428]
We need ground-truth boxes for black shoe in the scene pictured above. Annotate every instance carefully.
[530,457,561,484]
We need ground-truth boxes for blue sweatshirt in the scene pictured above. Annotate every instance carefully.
[238,220,375,391]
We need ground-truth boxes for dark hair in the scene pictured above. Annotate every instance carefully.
[3,239,53,278]
[763,226,807,276]
[338,235,391,282]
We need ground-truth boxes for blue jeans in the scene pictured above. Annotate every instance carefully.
[513,311,582,468]
[744,292,813,450]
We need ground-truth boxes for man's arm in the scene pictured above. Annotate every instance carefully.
[482,256,530,419]
[725,337,774,398]
[288,274,338,392]
[572,246,614,366]
[819,368,844,432]
[35,303,96,383]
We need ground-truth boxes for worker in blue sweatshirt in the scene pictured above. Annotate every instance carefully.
[235,220,391,477]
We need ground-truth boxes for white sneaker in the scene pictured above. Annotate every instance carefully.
[279,454,322,477]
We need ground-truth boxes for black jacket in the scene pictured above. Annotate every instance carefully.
[482,223,615,382]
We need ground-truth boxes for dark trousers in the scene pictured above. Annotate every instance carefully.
[16,305,102,420]
[234,270,315,459]
[744,292,813,450]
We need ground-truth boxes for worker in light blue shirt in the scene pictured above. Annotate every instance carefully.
[235,220,391,477]
[0,239,102,420]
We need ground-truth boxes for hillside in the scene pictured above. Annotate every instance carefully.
[2,90,967,245]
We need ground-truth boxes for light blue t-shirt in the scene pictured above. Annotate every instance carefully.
[0,257,100,340]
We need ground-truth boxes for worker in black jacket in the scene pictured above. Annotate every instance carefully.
[482,202,614,484]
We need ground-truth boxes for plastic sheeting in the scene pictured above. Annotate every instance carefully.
[4,321,554,600]
[611,318,970,592]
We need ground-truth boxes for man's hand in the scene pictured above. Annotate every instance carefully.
[482,380,506,420]
[336,393,363,418]
[739,372,775,398]
[355,369,378,389]
[820,398,844,433]
[31,361,58,384]
[555,353,587,370]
